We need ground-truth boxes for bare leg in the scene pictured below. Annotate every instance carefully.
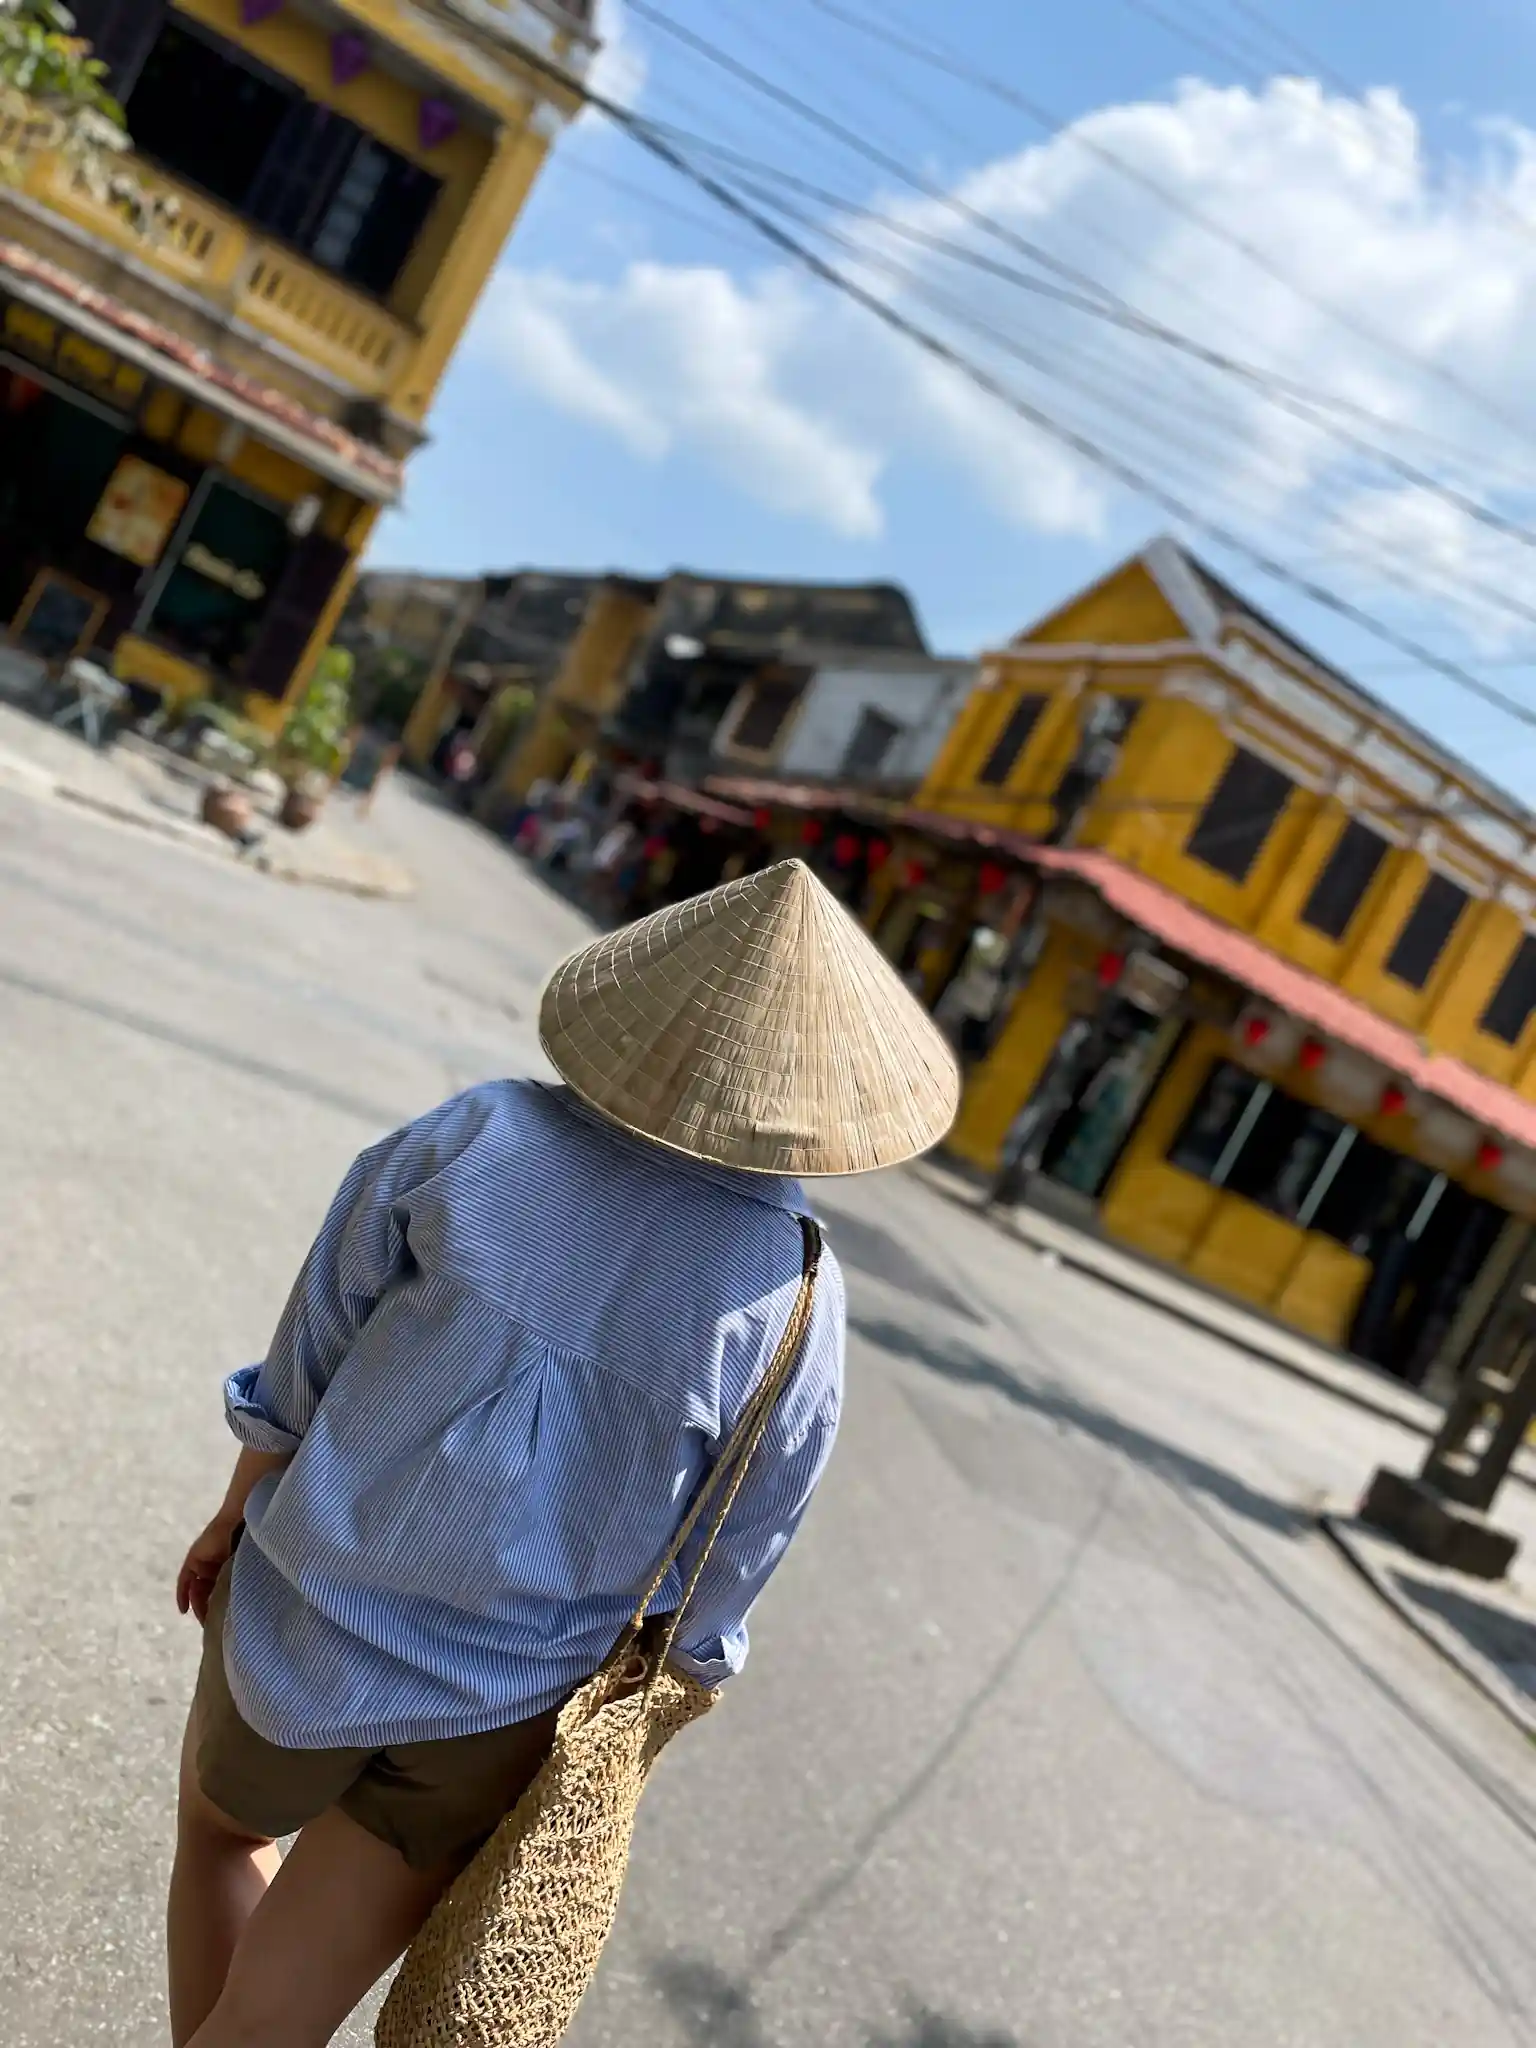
[168,1709,283,2045]
[186,1806,458,2048]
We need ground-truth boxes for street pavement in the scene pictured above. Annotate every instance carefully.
[1,772,1534,2048]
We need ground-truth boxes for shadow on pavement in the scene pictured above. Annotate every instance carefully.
[853,1310,1307,1543]
[816,1196,987,1326]
[1390,1570,1536,1705]
[651,1957,1022,2047]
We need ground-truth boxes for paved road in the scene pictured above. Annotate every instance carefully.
[2,774,1534,2048]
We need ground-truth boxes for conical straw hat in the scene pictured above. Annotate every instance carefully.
[539,859,961,1176]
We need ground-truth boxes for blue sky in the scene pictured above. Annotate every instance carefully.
[375,0,1536,792]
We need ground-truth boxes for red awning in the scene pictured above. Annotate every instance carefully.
[1030,845,1536,1151]
[706,774,895,822]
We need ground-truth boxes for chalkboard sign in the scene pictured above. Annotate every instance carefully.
[339,728,399,804]
[13,572,106,662]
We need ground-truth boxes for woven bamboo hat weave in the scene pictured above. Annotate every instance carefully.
[539,859,960,1176]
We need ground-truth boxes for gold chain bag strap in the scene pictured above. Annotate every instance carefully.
[377,1214,824,2048]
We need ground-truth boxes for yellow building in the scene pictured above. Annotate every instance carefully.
[0,0,589,719]
[913,536,1536,1381]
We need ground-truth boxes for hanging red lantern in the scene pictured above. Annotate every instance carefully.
[1298,1036,1326,1071]
[1242,1013,1271,1049]
[753,807,773,831]
[1476,1139,1505,1173]
[866,838,890,869]
[800,817,824,847]
[832,832,860,867]
[1096,950,1124,989]
[901,858,928,890]
[1380,1083,1408,1117]
[977,859,1008,896]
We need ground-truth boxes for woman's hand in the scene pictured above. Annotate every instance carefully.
[176,1514,239,1626]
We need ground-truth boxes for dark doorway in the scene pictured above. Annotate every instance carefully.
[1036,1002,1180,1200]
[1343,1158,1507,1384]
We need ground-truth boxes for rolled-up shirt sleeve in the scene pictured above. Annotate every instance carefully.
[223,1091,487,1452]
[669,1251,845,1684]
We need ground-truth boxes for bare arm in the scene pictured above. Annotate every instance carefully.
[175,1448,293,1625]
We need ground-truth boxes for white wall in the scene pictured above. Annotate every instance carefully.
[772,661,975,786]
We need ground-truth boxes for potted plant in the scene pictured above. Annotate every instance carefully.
[273,648,353,831]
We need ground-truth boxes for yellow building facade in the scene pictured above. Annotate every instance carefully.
[915,538,1536,1379]
[0,0,589,718]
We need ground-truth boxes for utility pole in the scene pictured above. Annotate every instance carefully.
[1360,1256,1536,1578]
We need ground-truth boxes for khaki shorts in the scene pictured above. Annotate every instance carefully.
[193,1559,561,1872]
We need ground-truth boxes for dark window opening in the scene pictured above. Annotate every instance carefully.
[978,692,1046,787]
[841,706,903,780]
[1385,872,1469,989]
[729,681,799,753]
[1185,747,1294,884]
[1301,817,1390,940]
[1223,1094,1351,1224]
[1168,1061,1267,1184]
[126,20,440,297]
[1479,934,1536,1046]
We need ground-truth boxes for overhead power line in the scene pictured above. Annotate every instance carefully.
[495,27,1536,737]
[799,0,1536,454]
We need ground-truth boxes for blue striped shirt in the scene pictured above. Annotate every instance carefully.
[221,1079,846,1749]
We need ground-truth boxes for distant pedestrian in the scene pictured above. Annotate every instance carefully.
[167,860,958,2047]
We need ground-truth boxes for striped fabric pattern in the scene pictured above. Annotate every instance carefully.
[221,1080,846,1750]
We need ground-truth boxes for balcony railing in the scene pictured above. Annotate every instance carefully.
[16,151,415,401]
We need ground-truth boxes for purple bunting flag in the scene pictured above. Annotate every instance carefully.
[419,96,459,150]
[331,31,369,87]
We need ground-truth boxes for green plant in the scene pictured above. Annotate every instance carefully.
[274,647,353,789]
[0,0,168,226]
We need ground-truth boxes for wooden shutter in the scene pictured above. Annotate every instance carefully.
[241,532,351,700]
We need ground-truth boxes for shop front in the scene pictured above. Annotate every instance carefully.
[953,845,1536,1381]
[0,270,393,715]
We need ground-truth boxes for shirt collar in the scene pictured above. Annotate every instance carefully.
[539,1083,808,1215]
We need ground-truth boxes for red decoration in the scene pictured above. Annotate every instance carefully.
[1242,1014,1271,1048]
[1096,950,1124,989]
[1476,1139,1505,1172]
[977,860,1008,896]
[1299,1036,1326,1071]
[753,808,773,831]
[1380,1083,1408,1117]
[832,832,860,867]
[866,838,890,869]
[642,834,667,861]
[800,818,824,847]
[901,859,928,890]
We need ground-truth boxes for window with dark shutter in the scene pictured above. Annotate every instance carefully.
[977,692,1046,787]
[1479,933,1536,1044]
[1300,817,1390,940]
[1384,872,1469,988]
[1185,747,1294,883]
[241,532,351,700]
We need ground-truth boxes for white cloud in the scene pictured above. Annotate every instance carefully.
[584,0,646,118]
[477,264,885,536]
[479,71,1536,636]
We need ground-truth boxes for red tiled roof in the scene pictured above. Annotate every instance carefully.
[1031,845,1536,1152]
[0,239,403,497]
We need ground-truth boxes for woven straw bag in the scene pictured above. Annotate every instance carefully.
[376,1215,823,2048]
